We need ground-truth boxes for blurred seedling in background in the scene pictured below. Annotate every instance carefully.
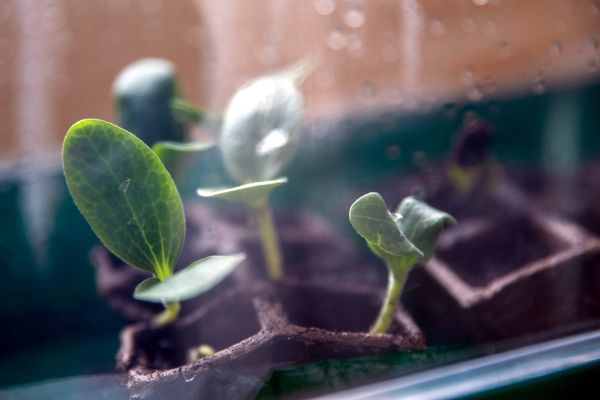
[113,58,218,184]
[349,193,455,334]
[447,114,497,196]
[198,60,314,280]
[62,119,245,325]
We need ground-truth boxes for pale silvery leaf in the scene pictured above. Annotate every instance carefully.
[220,71,303,183]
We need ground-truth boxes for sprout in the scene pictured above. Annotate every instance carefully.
[63,119,245,325]
[349,193,455,334]
[198,61,313,280]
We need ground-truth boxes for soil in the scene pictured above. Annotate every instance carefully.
[93,202,423,398]
[402,200,600,344]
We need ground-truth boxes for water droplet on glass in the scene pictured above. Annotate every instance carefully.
[532,79,546,94]
[182,368,196,383]
[119,178,132,193]
[461,67,476,84]
[497,40,511,57]
[346,33,363,51]
[472,0,489,5]
[386,145,401,160]
[588,59,599,72]
[482,19,498,35]
[466,84,484,102]
[255,129,290,156]
[461,17,477,34]
[590,37,599,51]
[429,19,446,37]
[315,0,336,15]
[344,9,365,28]
[326,29,346,50]
[360,81,378,98]
[481,75,497,94]
[549,40,562,58]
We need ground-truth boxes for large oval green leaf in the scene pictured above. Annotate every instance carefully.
[62,119,185,280]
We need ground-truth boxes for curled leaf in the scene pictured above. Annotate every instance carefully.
[220,68,304,183]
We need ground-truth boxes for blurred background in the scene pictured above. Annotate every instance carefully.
[0,0,599,394]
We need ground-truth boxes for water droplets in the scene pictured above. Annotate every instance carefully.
[326,29,346,50]
[460,67,476,84]
[531,79,546,95]
[343,9,365,29]
[360,81,377,98]
[472,0,489,5]
[428,19,446,37]
[119,178,132,193]
[385,145,401,161]
[466,84,484,102]
[255,129,290,156]
[497,40,511,57]
[549,41,562,58]
[314,0,336,16]
[181,368,196,383]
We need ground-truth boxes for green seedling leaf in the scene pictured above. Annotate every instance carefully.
[197,178,287,208]
[395,196,457,262]
[62,119,185,280]
[113,58,186,145]
[349,193,455,334]
[133,253,246,303]
[152,140,214,182]
[219,69,304,183]
[171,98,204,124]
[349,192,422,258]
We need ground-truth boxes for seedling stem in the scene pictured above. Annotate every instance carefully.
[254,202,284,280]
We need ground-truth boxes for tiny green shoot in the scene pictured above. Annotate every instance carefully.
[198,61,313,280]
[349,193,455,334]
[62,119,245,325]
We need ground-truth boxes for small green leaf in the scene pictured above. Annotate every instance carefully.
[197,178,287,207]
[133,253,246,303]
[220,69,304,183]
[62,119,185,280]
[395,196,456,262]
[170,98,205,124]
[152,141,214,182]
[349,193,422,258]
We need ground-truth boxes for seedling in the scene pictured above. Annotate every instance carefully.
[447,115,496,196]
[62,119,245,325]
[198,62,313,280]
[349,193,455,334]
[113,58,216,183]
